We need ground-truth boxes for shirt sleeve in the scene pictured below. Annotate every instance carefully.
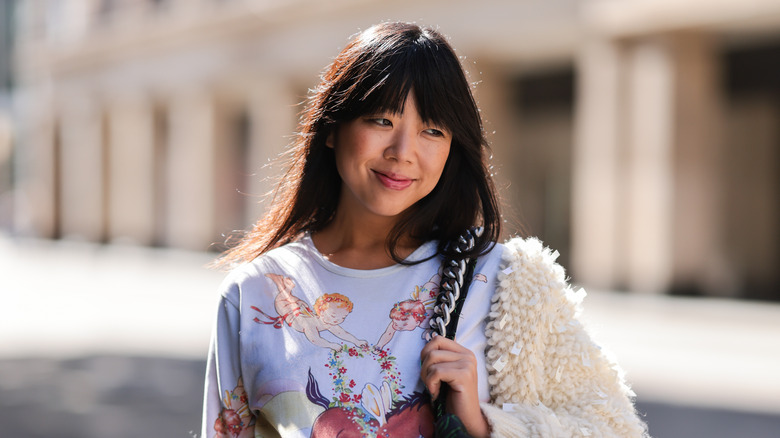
[201,286,256,438]
[479,237,649,437]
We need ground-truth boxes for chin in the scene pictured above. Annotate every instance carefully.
[367,202,421,219]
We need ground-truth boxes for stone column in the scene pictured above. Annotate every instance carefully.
[165,89,219,250]
[106,93,155,245]
[623,37,675,294]
[13,107,58,238]
[58,94,106,242]
[165,88,216,250]
[571,38,626,290]
[245,79,298,225]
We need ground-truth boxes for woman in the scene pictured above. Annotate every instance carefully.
[202,22,647,438]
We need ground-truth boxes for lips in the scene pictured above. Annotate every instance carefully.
[373,170,414,190]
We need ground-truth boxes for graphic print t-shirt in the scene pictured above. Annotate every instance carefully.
[202,235,503,438]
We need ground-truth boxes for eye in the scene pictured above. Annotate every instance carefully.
[424,128,446,138]
[369,117,392,127]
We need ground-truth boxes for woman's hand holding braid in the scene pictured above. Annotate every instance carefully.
[420,336,491,438]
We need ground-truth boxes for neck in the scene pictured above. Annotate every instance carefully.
[312,208,419,270]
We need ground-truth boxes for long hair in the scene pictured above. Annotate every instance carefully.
[217,22,501,267]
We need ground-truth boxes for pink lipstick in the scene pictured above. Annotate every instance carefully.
[374,171,413,190]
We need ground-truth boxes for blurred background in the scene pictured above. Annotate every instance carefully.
[1,0,779,437]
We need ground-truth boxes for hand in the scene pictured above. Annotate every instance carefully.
[420,336,490,438]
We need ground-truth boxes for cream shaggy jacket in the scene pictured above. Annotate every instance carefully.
[478,238,648,437]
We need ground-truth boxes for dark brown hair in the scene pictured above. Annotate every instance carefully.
[217,22,501,267]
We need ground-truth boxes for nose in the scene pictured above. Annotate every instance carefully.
[384,125,416,163]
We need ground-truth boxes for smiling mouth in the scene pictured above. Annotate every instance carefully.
[373,171,413,190]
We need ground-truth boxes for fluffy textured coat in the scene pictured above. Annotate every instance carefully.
[479,238,648,437]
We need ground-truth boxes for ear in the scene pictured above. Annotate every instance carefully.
[325,130,335,149]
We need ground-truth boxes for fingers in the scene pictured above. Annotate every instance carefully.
[420,338,490,438]
[422,357,477,399]
[421,352,477,392]
[420,337,478,399]
[420,334,471,357]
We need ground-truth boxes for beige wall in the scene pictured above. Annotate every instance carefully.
[9,0,780,298]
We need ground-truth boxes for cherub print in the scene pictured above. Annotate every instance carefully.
[212,378,254,438]
[377,271,489,348]
[252,273,368,351]
[375,273,440,349]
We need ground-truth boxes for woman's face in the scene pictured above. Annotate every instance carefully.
[328,92,451,221]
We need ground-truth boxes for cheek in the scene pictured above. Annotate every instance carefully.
[422,161,449,196]
[429,146,451,181]
[334,130,373,164]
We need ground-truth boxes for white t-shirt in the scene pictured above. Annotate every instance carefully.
[202,234,504,438]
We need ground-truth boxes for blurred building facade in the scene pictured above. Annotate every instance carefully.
[0,1,15,230]
[6,0,780,300]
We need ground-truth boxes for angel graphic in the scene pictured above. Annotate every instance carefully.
[212,378,254,438]
[252,273,368,351]
[375,273,440,350]
[377,271,490,348]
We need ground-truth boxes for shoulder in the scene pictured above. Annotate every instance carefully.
[216,240,315,305]
[468,238,567,288]
[487,236,578,330]
[499,236,568,286]
[501,236,562,265]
